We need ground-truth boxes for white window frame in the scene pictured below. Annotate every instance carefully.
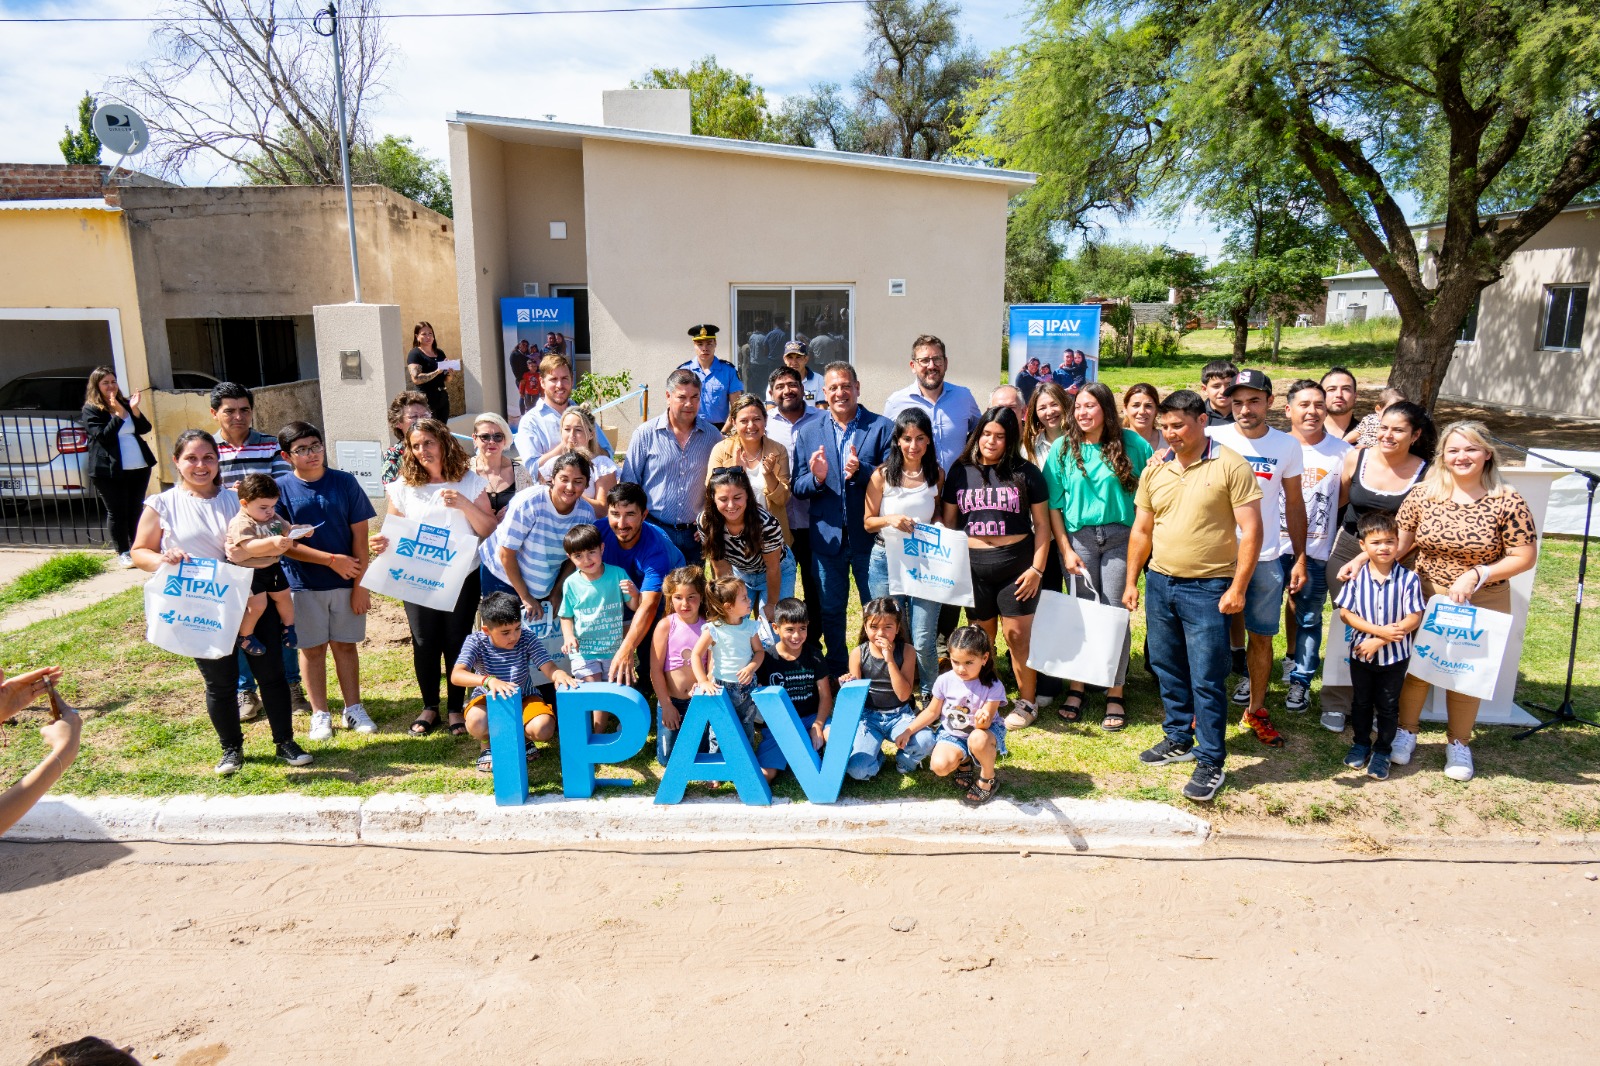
[729,284,856,366]
[1541,284,1588,352]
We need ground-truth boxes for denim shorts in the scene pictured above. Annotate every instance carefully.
[1242,553,1288,635]
[934,721,1007,759]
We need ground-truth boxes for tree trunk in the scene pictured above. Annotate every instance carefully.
[1388,324,1463,413]
[1230,309,1250,360]
[1270,317,1282,362]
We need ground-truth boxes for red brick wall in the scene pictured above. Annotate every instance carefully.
[0,163,172,206]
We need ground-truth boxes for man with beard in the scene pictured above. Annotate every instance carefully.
[765,365,826,648]
[1320,366,1359,439]
[883,334,982,474]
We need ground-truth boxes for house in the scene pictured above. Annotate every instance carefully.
[1322,268,1399,324]
[1432,201,1600,419]
[446,90,1033,419]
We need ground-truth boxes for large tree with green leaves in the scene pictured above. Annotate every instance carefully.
[631,56,775,141]
[60,92,102,165]
[966,0,1600,407]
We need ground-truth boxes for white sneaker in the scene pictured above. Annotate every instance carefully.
[115,551,134,569]
[341,703,377,734]
[1230,677,1252,705]
[237,688,262,722]
[1321,710,1346,733]
[1389,728,1417,766]
[308,710,334,741]
[1281,657,1293,684]
[1443,740,1474,781]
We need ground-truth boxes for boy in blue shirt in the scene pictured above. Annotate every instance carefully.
[454,592,577,773]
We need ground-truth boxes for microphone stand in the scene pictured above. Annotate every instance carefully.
[1485,434,1599,739]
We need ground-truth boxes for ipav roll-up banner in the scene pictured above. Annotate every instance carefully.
[500,297,577,425]
[1008,303,1102,392]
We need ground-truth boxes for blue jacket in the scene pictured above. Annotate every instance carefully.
[788,405,892,556]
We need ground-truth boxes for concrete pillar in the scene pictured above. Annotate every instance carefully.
[312,302,405,501]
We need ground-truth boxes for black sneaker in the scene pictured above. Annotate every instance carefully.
[1138,737,1195,765]
[1183,763,1225,802]
[214,747,245,776]
[276,740,313,767]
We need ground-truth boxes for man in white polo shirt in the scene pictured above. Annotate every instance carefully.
[1282,379,1352,712]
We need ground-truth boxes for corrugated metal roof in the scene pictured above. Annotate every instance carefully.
[450,112,1037,188]
[0,198,120,212]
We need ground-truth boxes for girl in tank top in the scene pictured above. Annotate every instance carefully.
[649,566,709,763]
[840,597,936,782]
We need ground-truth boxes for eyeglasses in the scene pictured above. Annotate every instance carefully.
[289,442,324,457]
[913,356,947,367]
[475,433,506,442]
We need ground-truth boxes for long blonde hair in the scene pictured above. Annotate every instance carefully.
[1414,420,1507,502]
[555,405,602,458]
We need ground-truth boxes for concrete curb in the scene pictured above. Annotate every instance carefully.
[8,793,1211,850]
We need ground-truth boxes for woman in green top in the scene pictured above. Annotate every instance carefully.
[1043,382,1155,729]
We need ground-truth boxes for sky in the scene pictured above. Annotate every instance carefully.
[0,0,1223,255]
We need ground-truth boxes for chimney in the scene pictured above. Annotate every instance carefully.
[600,89,692,135]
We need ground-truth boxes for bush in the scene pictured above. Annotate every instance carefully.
[1135,322,1180,361]
[571,369,633,409]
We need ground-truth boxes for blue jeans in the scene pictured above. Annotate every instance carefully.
[735,547,796,618]
[650,519,702,568]
[1144,571,1232,769]
[238,644,300,692]
[846,707,936,780]
[479,564,518,600]
[816,545,873,675]
[867,542,939,699]
[1283,553,1329,686]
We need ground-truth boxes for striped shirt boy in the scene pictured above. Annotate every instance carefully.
[455,629,554,699]
[1333,563,1427,667]
[481,484,598,600]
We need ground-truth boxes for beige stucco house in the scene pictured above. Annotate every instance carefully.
[447,90,1032,422]
[1433,201,1599,418]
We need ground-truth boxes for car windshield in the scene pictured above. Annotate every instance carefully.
[0,377,85,412]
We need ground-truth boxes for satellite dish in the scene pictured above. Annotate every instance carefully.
[92,104,151,157]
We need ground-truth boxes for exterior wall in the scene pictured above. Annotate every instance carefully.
[1439,209,1600,418]
[145,378,322,486]
[1323,276,1397,322]
[450,124,512,416]
[0,207,148,388]
[0,163,174,205]
[503,144,589,302]
[119,185,459,390]
[579,139,1010,408]
[0,319,114,380]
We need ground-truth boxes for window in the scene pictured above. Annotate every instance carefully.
[1542,285,1588,350]
[1457,294,1480,344]
[731,286,852,390]
[1335,292,1347,310]
[550,286,591,356]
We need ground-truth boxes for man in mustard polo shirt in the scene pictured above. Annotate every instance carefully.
[1123,389,1263,801]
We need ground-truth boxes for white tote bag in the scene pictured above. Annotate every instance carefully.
[1027,575,1131,689]
[885,522,975,608]
[361,513,481,611]
[1408,595,1513,702]
[144,557,254,660]
[1320,611,1358,688]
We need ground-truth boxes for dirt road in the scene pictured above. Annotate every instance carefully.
[3,839,1597,1064]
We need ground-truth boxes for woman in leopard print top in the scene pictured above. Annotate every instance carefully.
[1387,422,1537,781]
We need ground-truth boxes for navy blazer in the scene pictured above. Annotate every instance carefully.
[788,405,892,556]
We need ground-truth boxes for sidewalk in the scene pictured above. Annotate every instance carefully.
[0,547,146,634]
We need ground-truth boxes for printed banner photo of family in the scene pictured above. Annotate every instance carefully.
[361,513,481,611]
[500,296,577,425]
[1408,595,1513,702]
[144,557,254,660]
[885,523,974,607]
[1007,303,1102,382]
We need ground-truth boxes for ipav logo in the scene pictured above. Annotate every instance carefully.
[395,523,456,563]
[163,560,231,601]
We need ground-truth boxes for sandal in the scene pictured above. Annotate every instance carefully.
[961,772,999,808]
[952,757,977,791]
[1005,699,1038,729]
[475,747,493,773]
[1057,689,1086,723]
[1101,696,1128,732]
[409,708,440,736]
[447,712,468,737]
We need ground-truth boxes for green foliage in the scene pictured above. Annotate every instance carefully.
[245,132,452,217]
[59,92,101,165]
[1004,202,1062,304]
[0,552,105,610]
[571,369,633,409]
[632,56,775,141]
[1048,241,1203,305]
[1134,322,1180,361]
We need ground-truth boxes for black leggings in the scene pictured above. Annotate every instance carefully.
[93,466,151,553]
[404,571,480,716]
[195,601,292,751]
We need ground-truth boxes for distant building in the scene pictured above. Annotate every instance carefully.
[1323,268,1399,324]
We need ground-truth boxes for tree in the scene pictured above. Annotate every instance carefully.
[1049,241,1204,306]
[60,92,102,165]
[109,0,389,183]
[242,131,452,215]
[1004,202,1062,305]
[966,0,1600,407]
[631,56,775,141]
[771,83,869,152]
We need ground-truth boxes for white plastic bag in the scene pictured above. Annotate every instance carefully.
[1027,575,1130,689]
[361,513,481,610]
[885,522,974,608]
[1321,611,1358,688]
[144,557,254,660]
[1408,595,1512,701]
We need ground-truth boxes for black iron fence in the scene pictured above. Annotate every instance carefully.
[0,415,110,547]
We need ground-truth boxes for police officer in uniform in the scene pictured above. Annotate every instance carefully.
[679,323,744,426]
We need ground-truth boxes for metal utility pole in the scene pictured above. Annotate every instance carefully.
[314,2,363,303]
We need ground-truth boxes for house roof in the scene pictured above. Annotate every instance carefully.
[449,112,1037,189]
[1323,268,1382,282]
[1415,198,1600,231]
[0,197,119,212]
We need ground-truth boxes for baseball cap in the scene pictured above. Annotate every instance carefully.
[1224,368,1272,396]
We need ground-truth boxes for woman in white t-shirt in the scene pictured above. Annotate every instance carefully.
[374,418,497,737]
[130,429,308,775]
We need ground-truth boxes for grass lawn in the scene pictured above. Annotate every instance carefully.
[4,536,1598,838]
[1095,320,1399,395]
[0,552,106,611]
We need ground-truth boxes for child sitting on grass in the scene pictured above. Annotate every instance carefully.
[649,565,708,762]
[843,597,934,781]
[453,592,577,773]
[1333,511,1426,780]
[225,473,298,655]
[898,625,1006,806]
[690,575,766,730]
[752,596,834,782]
[558,523,640,731]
